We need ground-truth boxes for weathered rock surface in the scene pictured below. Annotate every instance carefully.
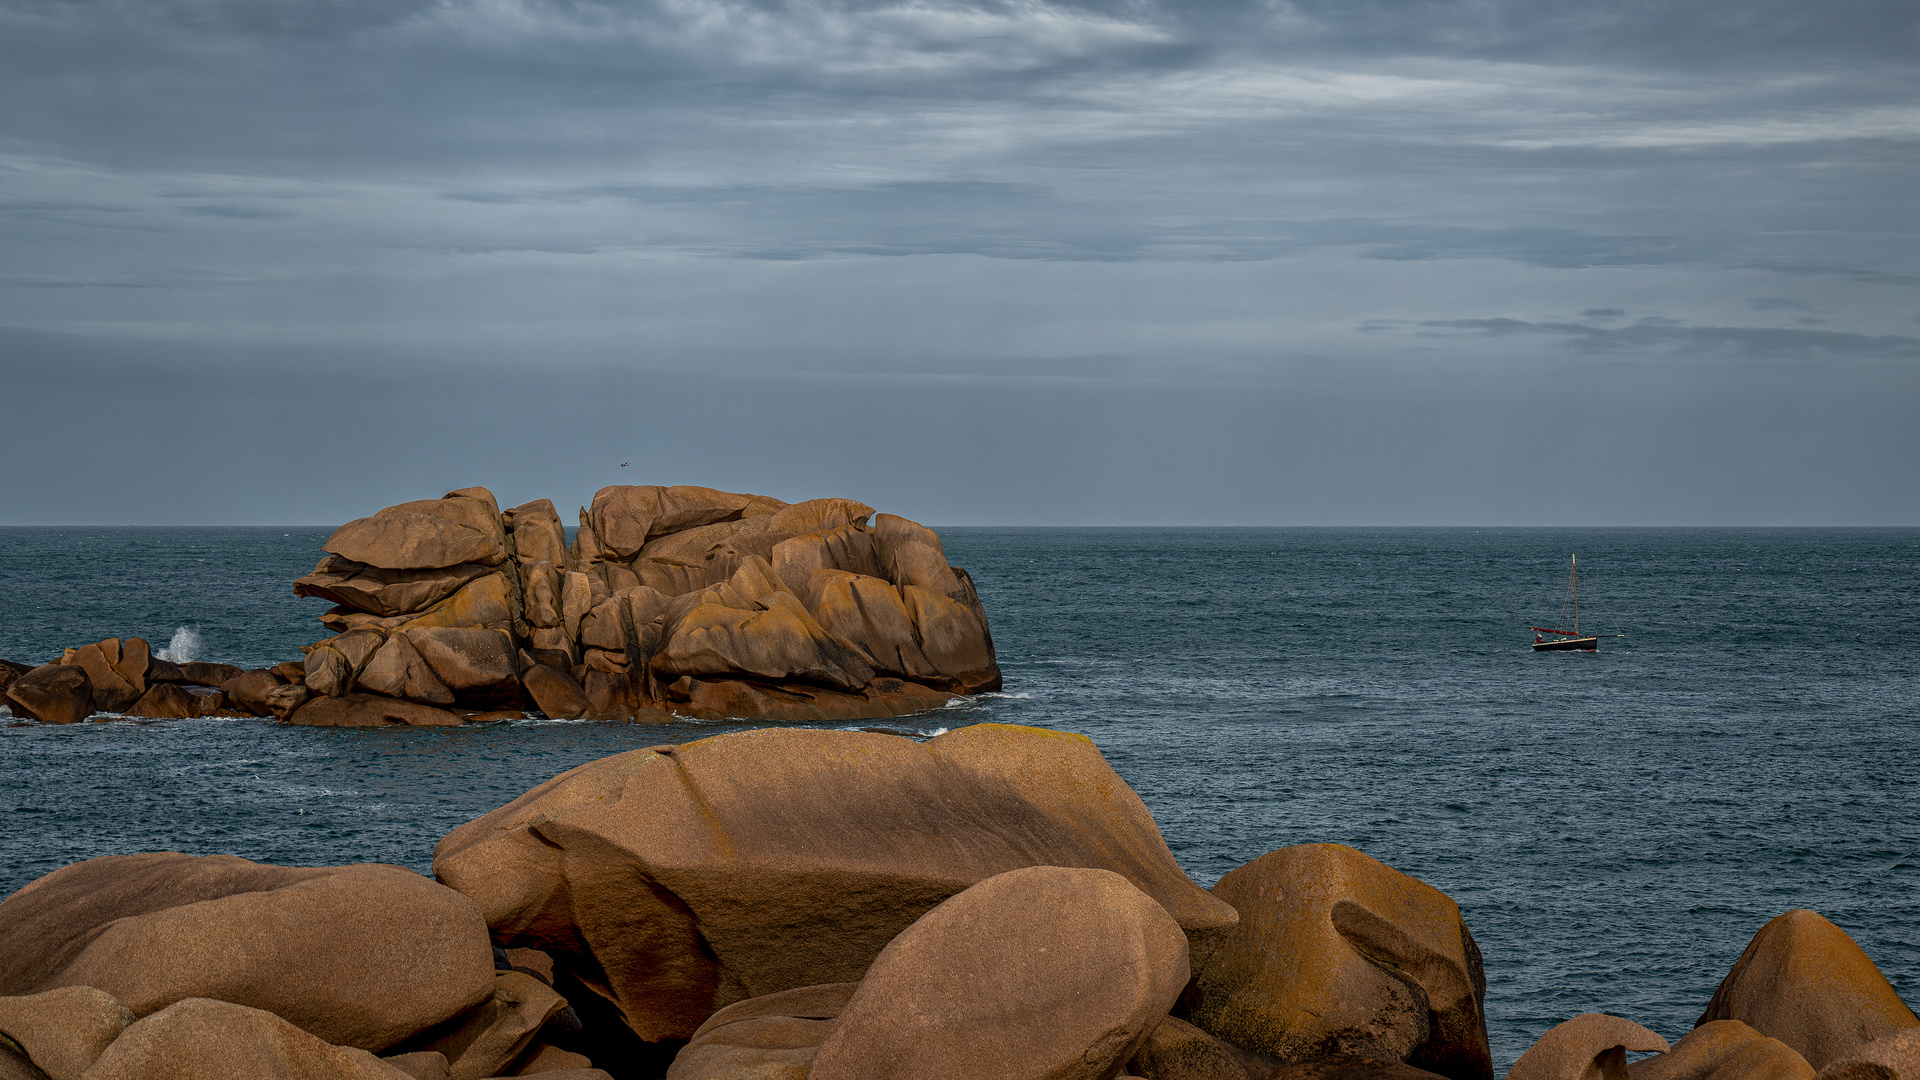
[1508,1015,1668,1080]
[1183,844,1492,1080]
[394,972,569,1080]
[5,665,92,724]
[80,997,417,1080]
[1696,910,1919,1071]
[0,853,494,1052]
[176,661,244,687]
[1131,1015,1281,1080]
[125,683,199,719]
[286,693,463,728]
[0,986,133,1080]
[67,639,140,713]
[1629,1020,1812,1080]
[667,983,857,1080]
[808,865,1190,1080]
[433,724,1238,1045]
[297,558,495,618]
[1814,1029,1920,1080]
[521,665,590,720]
[323,491,508,571]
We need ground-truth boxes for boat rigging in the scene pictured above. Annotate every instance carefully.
[1532,554,1599,651]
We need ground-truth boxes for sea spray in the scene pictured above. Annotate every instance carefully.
[154,626,201,663]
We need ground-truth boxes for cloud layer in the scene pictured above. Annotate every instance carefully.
[2,0,1915,522]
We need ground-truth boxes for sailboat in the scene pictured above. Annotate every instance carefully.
[1531,554,1599,651]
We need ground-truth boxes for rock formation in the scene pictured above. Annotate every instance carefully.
[1,483,1000,727]
[431,724,1239,1044]
[285,484,999,724]
[1181,843,1493,1080]
[3,724,1914,1080]
[1693,909,1919,1071]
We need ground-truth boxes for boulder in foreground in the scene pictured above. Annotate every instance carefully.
[809,865,1191,1080]
[433,723,1238,1045]
[1696,909,1920,1071]
[1507,1014,1668,1080]
[79,997,415,1080]
[1182,844,1491,1080]
[1628,1020,1812,1080]
[0,853,494,1053]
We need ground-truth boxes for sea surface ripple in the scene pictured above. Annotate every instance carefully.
[2,525,1916,1069]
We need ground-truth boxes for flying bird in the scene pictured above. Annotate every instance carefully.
[620,462,629,467]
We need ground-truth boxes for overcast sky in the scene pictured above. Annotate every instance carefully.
[2,0,1915,524]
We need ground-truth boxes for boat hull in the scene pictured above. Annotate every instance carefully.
[1532,637,1598,652]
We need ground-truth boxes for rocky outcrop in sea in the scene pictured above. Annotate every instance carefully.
[2,724,1912,1080]
[0,484,1000,726]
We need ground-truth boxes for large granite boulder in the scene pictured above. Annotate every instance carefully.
[296,558,495,618]
[0,853,495,1053]
[503,499,571,573]
[322,491,507,571]
[1508,1014,1668,1080]
[653,566,875,692]
[4,665,92,724]
[1181,844,1492,1080]
[65,638,143,713]
[433,725,1238,1046]
[809,865,1191,1080]
[587,486,781,562]
[1696,910,1920,1070]
[79,998,416,1080]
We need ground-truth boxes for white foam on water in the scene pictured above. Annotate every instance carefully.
[154,626,201,663]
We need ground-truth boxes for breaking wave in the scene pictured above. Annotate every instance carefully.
[154,626,201,663]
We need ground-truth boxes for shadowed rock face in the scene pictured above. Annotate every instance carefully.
[1696,910,1920,1071]
[433,724,1237,1046]
[1182,844,1493,1080]
[1628,1020,1812,1080]
[0,853,495,1053]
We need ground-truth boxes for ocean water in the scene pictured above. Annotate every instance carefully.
[2,525,1916,1069]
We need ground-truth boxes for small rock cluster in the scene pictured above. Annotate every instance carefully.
[7,724,1908,1080]
[0,643,245,725]
[0,484,1000,727]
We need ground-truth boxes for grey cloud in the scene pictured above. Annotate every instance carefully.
[1420,317,1920,360]
[2,0,1917,525]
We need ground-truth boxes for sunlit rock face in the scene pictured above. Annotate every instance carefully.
[284,483,1001,724]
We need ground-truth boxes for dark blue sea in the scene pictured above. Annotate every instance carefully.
[3,526,1917,1068]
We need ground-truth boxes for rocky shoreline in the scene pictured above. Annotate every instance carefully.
[1,484,999,727]
[1,724,1914,1080]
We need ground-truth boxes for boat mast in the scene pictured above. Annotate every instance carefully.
[1572,554,1578,637]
